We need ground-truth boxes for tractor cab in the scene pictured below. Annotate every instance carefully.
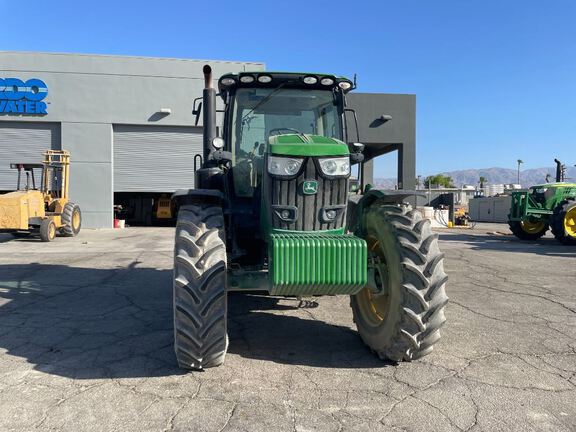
[194,70,359,263]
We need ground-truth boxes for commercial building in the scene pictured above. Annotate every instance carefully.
[0,52,416,228]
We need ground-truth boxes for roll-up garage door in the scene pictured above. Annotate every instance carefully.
[113,125,203,192]
[0,122,60,191]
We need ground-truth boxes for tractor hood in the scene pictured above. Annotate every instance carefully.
[0,190,40,203]
[268,134,349,157]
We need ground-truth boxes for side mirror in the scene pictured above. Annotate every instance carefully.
[192,97,203,126]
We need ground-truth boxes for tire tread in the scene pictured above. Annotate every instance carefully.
[351,204,449,361]
[174,204,227,370]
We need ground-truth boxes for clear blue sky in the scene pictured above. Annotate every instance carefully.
[3,0,575,178]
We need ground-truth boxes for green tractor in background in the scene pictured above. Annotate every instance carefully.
[171,66,448,370]
[508,160,576,245]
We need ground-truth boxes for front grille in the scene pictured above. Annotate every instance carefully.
[268,158,348,231]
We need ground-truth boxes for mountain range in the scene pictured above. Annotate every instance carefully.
[374,166,576,189]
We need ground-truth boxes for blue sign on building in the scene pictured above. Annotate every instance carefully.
[0,78,48,115]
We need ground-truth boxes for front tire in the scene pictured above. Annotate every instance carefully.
[550,199,576,245]
[61,202,82,236]
[39,219,56,242]
[173,204,228,370]
[351,203,448,361]
[508,219,548,240]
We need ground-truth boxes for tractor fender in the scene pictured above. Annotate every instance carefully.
[171,189,224,208]
[347,189,424,235]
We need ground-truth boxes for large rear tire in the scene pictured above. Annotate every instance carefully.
[508,219,548,240]
[550,199,576,245]
[351,203,448,361]
[61,202,82,236]
[173,204,228,370]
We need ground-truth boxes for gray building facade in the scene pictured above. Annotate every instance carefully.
[0,52,415,228]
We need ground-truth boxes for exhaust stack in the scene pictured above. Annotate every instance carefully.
[554,159,563,182]
[202,65,217,163]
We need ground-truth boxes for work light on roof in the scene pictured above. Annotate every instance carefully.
[303,76,318,85]
[220,77,236,86]
[240,75,255,83]
[258,75,272,83]
[320,77,334,86]
[338,81,352,90]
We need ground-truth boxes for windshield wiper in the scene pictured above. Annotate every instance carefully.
[241,81,290,122]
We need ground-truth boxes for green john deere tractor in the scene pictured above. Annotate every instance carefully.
[171,65,448,369]
[508,182,576,245]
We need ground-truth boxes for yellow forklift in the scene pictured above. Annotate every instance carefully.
[0,150,81,241]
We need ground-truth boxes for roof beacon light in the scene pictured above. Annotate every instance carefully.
[240,75,255,83]
[258,75,272,83]
[320,77,334,86]
[303,76,318,85]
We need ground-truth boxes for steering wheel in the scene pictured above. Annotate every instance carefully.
[269,127,301,136]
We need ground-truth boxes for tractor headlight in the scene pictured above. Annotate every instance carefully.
[268,156,304,176]
[318,157,350,176]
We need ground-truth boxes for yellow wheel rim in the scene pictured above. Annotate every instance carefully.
[564,207,576,238]
[72,211,80,230]
[356,235,390,326]
[521,220,546,234]
[49,222,56,239]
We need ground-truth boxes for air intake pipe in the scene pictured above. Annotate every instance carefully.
[202,65,217,164]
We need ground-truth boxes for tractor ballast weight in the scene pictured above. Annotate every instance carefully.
[172,66,448,369]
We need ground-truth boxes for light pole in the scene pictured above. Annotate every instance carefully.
[517,159,523,186]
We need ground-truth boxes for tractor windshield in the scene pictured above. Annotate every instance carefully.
[230,87,342,196]
[232,88,341,158]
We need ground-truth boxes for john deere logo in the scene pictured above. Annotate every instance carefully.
[302,180,318,195]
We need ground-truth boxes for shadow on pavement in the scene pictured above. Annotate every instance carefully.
[228,293,390,369]
[0,264,388,379]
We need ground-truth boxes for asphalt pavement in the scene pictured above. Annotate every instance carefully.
[0,223,574,431]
